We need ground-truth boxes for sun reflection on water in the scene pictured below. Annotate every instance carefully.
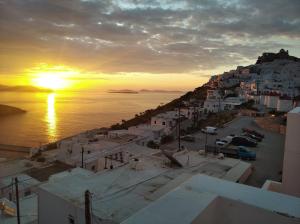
[46,93,57,142]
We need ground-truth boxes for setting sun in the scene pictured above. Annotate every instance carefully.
[28,63,79,90]
[34,74,68,90]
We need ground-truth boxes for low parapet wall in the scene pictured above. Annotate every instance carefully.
[0,144,30,153]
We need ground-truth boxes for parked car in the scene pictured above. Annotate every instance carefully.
[215,139,229,147]
[224,135,235,143]
[201,126,217,135]
[180,135,196,142]
[243,133,262,142]
[206,146,256,160]
[242,128,264,138]
[231,136,257,147]
[236,146,256,160]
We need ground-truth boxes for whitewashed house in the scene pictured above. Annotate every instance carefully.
[203,90,222,113]
[150,111,178,135]
[277,96,293,112]
[0,174,40,200]
[266,93,280,109]
[223,97,244,110]
[128,125,164,145]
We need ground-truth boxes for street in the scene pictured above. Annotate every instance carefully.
[162,116,285,187]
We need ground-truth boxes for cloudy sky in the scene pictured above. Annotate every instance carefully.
[0,0,300,90]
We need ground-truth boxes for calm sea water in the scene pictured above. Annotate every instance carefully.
[0,91,182,147]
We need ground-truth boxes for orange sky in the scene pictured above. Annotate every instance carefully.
[1,0,299,91]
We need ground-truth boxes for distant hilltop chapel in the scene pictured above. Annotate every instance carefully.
[256,49,299,64]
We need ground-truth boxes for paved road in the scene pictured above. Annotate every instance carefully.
[164,116,254,151]
[163,116,285,188]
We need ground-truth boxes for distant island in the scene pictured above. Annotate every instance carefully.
[108,89,139,94]
[0,104,26,117]
[140,89,183,93]
[108,89,184,94]
[0,84,53,93]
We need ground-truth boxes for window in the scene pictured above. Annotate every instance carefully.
[24,189,31,196]
[162,122,166,125]
[154,120,156,124]
[68,215,75,224]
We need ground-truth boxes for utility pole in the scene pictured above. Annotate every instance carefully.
[205,132,208,153]
[15,177,21,224]
[178,104,181,151]
[193,105,196,128]
[81,147,84,168]
[85,190,91,224]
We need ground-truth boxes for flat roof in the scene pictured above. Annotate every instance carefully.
[0,173,40,189]
[38,153,251,222]
[83,142,159,163]
[122,174,300,224]
[289,107,300,114]
[0,159,34,178]
[25,161,74,182]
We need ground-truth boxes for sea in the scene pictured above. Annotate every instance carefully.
[0,91,182,147]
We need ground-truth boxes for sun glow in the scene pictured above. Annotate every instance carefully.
[29,63,79,90]
[34,75,68,90]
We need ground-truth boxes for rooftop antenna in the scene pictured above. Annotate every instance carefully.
[81,146,84,168]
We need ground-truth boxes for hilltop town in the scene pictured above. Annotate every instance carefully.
[1,50,300,223]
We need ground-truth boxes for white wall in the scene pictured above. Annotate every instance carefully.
[267,96,279,109]
[282,107,300,197]
[277,99,293,112]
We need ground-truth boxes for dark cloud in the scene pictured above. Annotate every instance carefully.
[0,0,299,76]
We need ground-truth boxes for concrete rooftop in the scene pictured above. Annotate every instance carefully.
[123,175,300,224]
[38,152,251,223]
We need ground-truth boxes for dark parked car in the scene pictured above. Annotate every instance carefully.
[243,133,262,142]
[242,128,264,138]
[237,146,256,160]
[231,136,257,147]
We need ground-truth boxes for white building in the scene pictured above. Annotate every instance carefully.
[128,124,164,144]
[150,111,178,135]
[203,90,222,113]
[266,94,280,109]
[263,107,300,198]
[277,96,293,112]
[123,175,300,224]
[76,142,159,172]
[0,174,40,200]
[282,107,300,197]
[204,90,244,113]
[36,151,252,224]
[56,139,120,166]
[174,106,202,120]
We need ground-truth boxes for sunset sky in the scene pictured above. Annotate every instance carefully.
[1,0,300,91]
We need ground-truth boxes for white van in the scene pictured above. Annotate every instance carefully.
[201,126,217,135]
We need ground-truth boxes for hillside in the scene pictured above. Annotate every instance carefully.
[0,104,26,116]
[111,49,300,130]
[0,84,53,92]
[111,85,210,129]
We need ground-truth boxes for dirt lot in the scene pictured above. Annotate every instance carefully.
[162,116,285,188]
